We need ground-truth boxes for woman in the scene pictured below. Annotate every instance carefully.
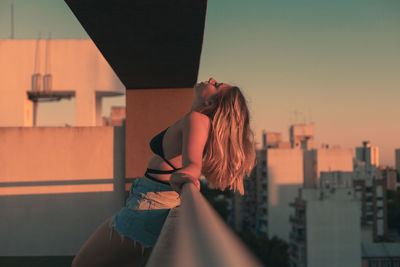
[72,77,256,267]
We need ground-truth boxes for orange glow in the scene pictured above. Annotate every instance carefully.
[0,184,113,196]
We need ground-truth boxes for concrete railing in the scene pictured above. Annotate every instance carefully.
[146,183,264,267]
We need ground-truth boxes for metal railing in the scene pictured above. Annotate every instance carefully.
[146,183,264,267]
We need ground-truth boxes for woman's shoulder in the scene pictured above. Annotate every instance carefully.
[184,111,212,127]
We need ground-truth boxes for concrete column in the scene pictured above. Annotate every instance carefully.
[125,88,193,179]
[75,88,96,126]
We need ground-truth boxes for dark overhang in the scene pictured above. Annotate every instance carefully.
[64,0,208,89]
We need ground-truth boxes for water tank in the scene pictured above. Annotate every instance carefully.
[31,73,42,91]
[43,74,52,92]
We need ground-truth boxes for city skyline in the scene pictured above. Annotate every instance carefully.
[0,0,399,166]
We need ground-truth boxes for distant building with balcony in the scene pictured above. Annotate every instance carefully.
[356,141,379,167]
[233,149,268,235]
[319,159,388,243]
[289,187,361,267]
[234,128,304,241]
[353,160,388,242]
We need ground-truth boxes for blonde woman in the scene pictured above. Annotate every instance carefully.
[72,77,256,267]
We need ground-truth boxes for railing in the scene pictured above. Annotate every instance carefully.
[146,183,264,267]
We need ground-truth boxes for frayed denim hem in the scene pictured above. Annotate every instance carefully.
[108,214,152,256]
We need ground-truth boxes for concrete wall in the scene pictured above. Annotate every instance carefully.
[0,126,126,256]
[267,148,303,242]
[304,188,361,267]
[0,39,125,127]
[125,88,193,178]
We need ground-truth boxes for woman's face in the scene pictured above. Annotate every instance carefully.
[194,77,232,101]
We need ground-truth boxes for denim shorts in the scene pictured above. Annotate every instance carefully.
[108,175,181,252]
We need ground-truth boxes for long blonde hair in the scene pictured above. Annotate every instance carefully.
[198,86,256,195]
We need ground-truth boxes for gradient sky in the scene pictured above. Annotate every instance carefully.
[1,0,399,166]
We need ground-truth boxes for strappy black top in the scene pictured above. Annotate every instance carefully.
[145,127,182,185]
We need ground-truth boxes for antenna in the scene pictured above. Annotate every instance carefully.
[32,32,42,126]
[43,32,52,92]
[33,32,42,74]
[10,3,14,39]
[44,32,51,74]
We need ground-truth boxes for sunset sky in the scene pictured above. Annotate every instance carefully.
[0,0,399,166]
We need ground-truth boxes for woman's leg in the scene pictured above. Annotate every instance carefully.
[72,216,153,267]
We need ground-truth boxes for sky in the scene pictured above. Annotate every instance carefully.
[0,0,399,166]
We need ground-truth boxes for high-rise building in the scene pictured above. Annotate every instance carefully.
[289,124,314,150]
[235,149,266,234]
[319,164,388,243]
[356,141,379,166]
[267,148,303,242]
[353,160,388,242]
[303,147,353,188]
[289,187,361,267]
[395,149,400,178]
[234,131,303,241]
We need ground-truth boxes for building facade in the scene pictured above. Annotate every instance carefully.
[303,147,353,188]
[289,187,361,267]
[353,161,388,242]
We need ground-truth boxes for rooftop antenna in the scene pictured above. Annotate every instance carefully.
[308,109,313,124]
[43,32,52,92]
[26,32,75,127]
[10,3,14,39]
[32,32,42,126]
[292,110,301,124]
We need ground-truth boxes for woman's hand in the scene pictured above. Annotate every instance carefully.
[169,172,200,194]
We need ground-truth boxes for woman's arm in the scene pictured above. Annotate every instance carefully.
[169,111,211,194]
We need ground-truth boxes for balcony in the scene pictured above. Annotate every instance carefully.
[289,215,305,228]
[289,232,305,246]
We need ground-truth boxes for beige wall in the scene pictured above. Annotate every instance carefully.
[0,126,126,256]
[0,127,113,183]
